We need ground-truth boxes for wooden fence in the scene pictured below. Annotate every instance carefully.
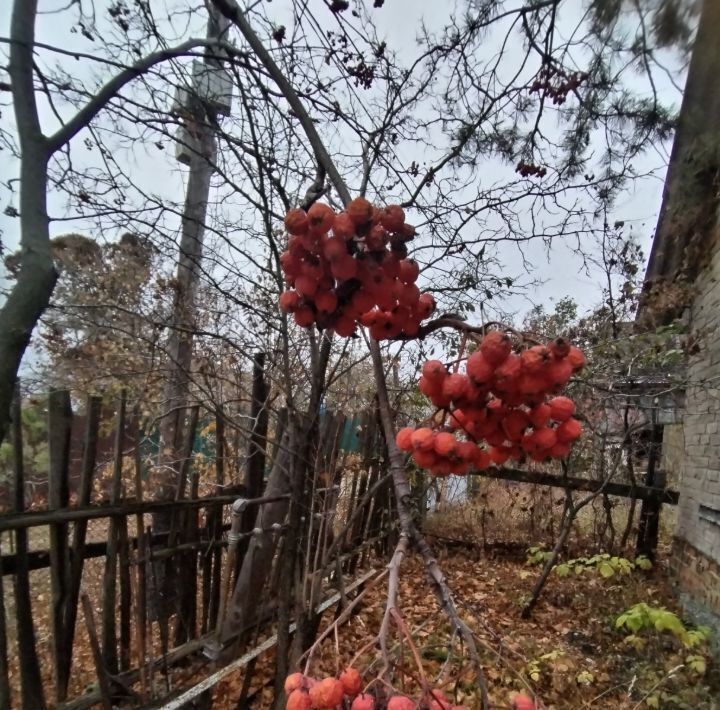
[0,376,393,709]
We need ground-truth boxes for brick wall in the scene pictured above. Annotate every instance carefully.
[672,236,720,640]
[671,538,720,654]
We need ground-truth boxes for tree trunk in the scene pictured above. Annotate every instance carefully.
[215,426,293,646]
[641,0,720,315]
[0,0,55,446]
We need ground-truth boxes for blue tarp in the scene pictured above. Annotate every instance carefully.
[337,413,363,453]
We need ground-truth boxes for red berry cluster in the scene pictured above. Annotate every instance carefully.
[395,331,585,476]
[285,671,475,709]
[515,161,548,178]
[529,66,588,105]
[286,669,361,709]
[278,199,436,339]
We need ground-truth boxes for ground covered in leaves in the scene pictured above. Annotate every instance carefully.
[3,517,717,708]
[208,541,718,709]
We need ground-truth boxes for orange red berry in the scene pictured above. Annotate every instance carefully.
[284,208,309,235]
[434,432,457,457]
[548,396,575,421]
[306,202,335,233]
[380,204,405,230]
[567,345,586,371]
[286,689,312,710]
[556,417,583,442]
[511,693,537,710]
[284,673,308,694]
[308,677,344,709]
[480,330,512,366]
[350,695,375,710]
[411,427,435,452]
[339,667,362,697]
[346,197,374,225]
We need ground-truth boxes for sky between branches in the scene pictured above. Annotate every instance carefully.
[0,0,684,346]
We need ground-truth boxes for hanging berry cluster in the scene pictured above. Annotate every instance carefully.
[395,331,586,477]
[285,669,362,710]
[284,669,484,709]
[278,198,436,340]
[529,65,588,105]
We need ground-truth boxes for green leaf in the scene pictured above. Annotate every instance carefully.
[576,670,594,685]
[653,611,685,637]
[598,561,615,578]
[619,612,645,633]
[696,625,711,639]
[645,695,660,708]
[684,628,710,648]
[635,555,653,570]
[686,654,706,674]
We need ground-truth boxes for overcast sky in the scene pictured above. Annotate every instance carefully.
[0,1,683,330]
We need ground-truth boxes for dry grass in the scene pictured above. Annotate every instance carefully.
[423,477,677,555]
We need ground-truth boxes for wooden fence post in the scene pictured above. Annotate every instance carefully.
[636,422,665,559]
[202,403,225,634]
[10,384,46,709]
[61,394,102,696]
[165,405,200,648]
[81,593,114,710]
[101,390,127,675]
[131,418,149,699]
[237,353,270,572]
[48,388,73,702]
[0,545,10,709]
[246,352,269,496]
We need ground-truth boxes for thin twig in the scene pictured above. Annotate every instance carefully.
[301,569,388,675]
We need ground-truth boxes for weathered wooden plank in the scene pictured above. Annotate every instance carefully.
[469,467,678,504]
[0,524,232,575]
[101,391,127,675]
[0,546,10,710]
[61,394,102,698]
[201,404,225,634]
[81,594,113,710]
[174,469,200,645]
[246,352,269,496]
[0,491,288,531]
[636,423,666,558]
[48,388,73,702]
[10,385,46,709]
[133,425,148,699]
[118,517,132,671]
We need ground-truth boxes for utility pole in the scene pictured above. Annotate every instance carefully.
[151,3,232,616]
